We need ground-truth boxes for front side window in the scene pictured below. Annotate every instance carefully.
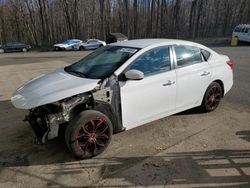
[244,28,250,33]
[128,47,171,77]
[65,45,140,79]
[6,43,12,46]
[64,40,74,45]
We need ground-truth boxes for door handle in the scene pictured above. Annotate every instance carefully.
[201,71,210,76]
[163,80,175,86]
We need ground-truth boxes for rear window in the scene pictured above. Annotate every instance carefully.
[201,49,211,61]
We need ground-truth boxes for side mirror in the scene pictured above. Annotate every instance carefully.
[125,69,144,80]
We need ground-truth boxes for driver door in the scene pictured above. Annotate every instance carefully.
[119,46,176,130]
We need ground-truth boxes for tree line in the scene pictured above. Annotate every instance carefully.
[0,0,249,47]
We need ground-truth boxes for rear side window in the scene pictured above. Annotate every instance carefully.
[201,49,211,61]
[174,45,203,67]
[244,28,249,33]
[241,27,246,33]
[88,40,97,43]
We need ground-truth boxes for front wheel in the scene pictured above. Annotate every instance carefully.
[200,82,222,112]
[22,48,27,52]
[65,110,113,159]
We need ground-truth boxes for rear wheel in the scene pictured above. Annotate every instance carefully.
[65,110,113,159]
[79,46,85,51]
[200,82,222,112]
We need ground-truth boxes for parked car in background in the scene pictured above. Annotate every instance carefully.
[53,39,82,51]
[12,39,233,159]
[0,42,31,53]
[78,39,106,50]
[106,33,128,44]
[232,24,250,42]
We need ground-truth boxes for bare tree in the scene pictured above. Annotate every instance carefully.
[0,0,249,46]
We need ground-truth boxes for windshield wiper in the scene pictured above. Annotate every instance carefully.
[65,67,86,78]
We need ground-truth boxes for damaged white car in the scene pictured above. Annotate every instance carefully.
[11,39,233,159]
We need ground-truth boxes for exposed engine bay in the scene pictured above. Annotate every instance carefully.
[25,75,123,144]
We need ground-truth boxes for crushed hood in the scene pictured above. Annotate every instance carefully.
[11,68,100,109]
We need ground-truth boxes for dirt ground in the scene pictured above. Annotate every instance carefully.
[0,45,250,188]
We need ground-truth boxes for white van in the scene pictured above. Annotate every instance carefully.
[232,24,250,42]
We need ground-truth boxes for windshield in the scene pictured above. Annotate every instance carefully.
[65,45,140,79]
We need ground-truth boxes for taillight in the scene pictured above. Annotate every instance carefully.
[226,60,234,69]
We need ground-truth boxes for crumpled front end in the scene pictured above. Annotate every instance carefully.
[11,68,100,109]
[24,93,90,144]
[11,68,100,143]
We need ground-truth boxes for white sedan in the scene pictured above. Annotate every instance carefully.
[78,39,106,50]
[11,39,233,159]
[53,39,82,51]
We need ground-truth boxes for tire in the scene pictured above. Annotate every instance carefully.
[200,82,222,112]
[65,110,113,159]
[79,46,85,51]
[22,48,27,52]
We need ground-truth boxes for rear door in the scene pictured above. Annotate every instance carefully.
[242,28,250,42]
[87,40,98,49]
[14,43,23,51]
[239,27,247,41]
[173,45,212,111]
[72,40,81,50]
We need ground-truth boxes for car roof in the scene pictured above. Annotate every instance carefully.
[236,24,250,28]
[67,39,81,41]
[6,42,24,44]
[110,39,204,49]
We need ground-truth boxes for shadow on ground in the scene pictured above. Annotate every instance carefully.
[88,150,250,188]
[236,131,250,143]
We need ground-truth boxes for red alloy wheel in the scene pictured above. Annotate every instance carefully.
[75,118,111,156]
[205,85,222,110]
